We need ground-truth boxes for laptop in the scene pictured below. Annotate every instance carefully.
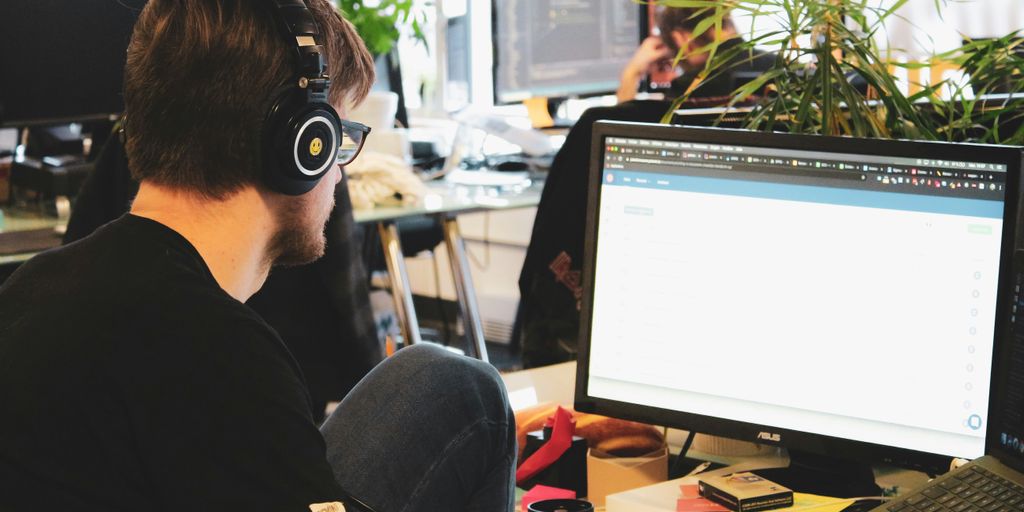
[870,250,1024,511]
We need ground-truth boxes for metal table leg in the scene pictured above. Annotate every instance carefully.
[441,215,489,362]
[378,222,422,346]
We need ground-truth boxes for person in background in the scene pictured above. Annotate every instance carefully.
[616,6,773,104]
[518,6,775,368]
[0,1,516,510]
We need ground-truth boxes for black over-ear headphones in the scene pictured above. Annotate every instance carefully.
[263,0,342,195]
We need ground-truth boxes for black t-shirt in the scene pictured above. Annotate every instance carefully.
[0,215,344,511]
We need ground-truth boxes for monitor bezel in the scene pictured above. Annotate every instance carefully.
[574,120,1023,475]
[0,0,144,129]
[490,1,648,106]
[986,227,1024,475]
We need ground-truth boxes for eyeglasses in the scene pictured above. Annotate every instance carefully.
[336,119,371,166]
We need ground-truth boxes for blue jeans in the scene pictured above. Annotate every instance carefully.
[321,344,517,512]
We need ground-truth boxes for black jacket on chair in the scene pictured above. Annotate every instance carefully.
[517,100,672,368]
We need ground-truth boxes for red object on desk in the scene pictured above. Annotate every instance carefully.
[677,498,730,512]
[515,406,575,484]
[681,484,701,498]
[678,485,729,512]
[522,484,576,512]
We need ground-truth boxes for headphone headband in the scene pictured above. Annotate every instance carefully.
[262,0,342,195]
[268,0,329,90]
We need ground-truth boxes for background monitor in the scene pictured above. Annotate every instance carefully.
[576,121,1022,475]
[491,0,643,104]
[0,0,146,128]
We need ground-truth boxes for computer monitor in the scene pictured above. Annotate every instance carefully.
[575,121,1023,475]
[491,0,643,104]
[0,0,146,128]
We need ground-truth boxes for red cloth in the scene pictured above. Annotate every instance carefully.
[515,406,575,484]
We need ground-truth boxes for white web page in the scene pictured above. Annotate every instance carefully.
[587,180,1002,458]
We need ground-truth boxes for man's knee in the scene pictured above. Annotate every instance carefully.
[389,344,510,418]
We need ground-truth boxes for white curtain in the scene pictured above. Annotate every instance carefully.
[733,0,1023,57]
[880,0,1024,57]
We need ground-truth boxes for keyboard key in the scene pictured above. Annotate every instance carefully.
[950,484,971,495]
[887,501,908,512]
[906,494,928,506]
[950,501,972,512]
[973,496,994,508]
[986,485,1008,499]
[940,479,963,491]
[962,472,985,485]
[981,501,1002,512]
[922,486,947,499]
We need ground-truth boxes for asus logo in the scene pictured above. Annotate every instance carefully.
[756,431,781,443]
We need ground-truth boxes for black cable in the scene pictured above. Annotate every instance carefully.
[670,430,697,478]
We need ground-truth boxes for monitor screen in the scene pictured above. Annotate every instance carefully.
[576,121,1022,472]
[0,0,146,128]
[492,0,642,104]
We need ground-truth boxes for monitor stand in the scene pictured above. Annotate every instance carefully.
[753,449,882,499]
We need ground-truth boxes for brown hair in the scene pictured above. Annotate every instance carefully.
[123,0,374,199]
[657,6,736,51]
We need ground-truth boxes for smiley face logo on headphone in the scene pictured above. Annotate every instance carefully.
[309,137,323,157]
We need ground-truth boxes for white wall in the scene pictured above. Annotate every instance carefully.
[883,0,1024,57]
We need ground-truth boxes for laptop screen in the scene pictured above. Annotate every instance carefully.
[581,124,1016,464]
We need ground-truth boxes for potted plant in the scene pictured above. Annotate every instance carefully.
[336,0,427,57]
[652,0,1024,145]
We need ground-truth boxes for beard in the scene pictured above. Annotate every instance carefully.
[266,192,335,268]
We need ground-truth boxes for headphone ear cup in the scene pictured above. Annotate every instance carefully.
[263,88,341,196]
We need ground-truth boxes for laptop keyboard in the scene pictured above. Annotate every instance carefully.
[886,466,1024,512]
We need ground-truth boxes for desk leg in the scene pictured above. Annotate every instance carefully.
[378,222,422,346]
[441,216,489,362]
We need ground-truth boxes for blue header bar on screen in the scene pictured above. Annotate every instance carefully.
[603,169,1004,219]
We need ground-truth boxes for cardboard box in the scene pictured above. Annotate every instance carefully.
[586,445,668,507]
[698,472,793,512]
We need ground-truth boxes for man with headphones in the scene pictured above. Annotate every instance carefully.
[0,1,515,511]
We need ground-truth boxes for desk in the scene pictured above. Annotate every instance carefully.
[353,176,542,362]
[0,208,62,267]
[502,362,933,511]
